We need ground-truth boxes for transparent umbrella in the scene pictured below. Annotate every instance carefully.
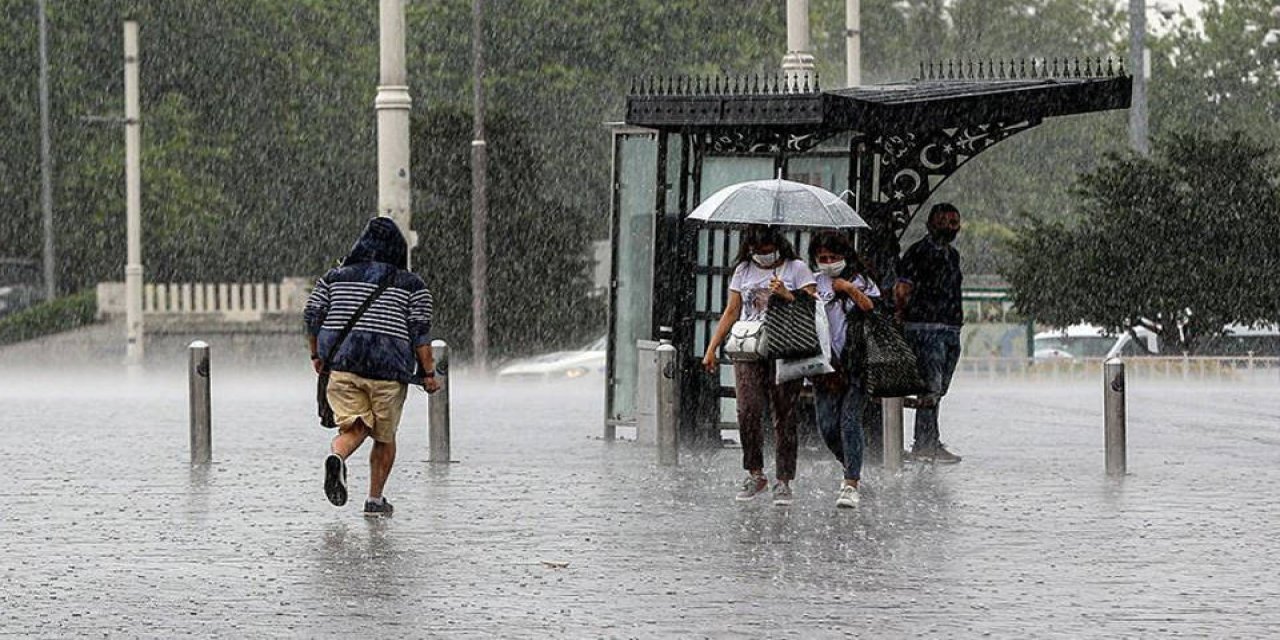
[687,178,869,229]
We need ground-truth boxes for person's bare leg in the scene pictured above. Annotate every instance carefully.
[331,420,370,459]
[369,439,396,499]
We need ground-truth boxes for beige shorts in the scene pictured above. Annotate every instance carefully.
[326,370,408,443]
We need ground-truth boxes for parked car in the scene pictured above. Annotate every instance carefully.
[496,336,607,380]
[0,258,43,319]
[1032,324,1118,360]
[1107,324,1280,358]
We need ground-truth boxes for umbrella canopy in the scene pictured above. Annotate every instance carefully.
[687,179,869,229]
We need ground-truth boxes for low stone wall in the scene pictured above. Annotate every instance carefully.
[96,277,312,322]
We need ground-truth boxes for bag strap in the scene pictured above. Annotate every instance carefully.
[321,268,397,373]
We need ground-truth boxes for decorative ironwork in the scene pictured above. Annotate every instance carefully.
[629,72,821,97]
[917,57,1126,81]
[703,129,835,155]
[867,120,1041,235]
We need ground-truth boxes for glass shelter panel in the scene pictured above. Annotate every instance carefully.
[787,154,849,195]
[606,131,657,423]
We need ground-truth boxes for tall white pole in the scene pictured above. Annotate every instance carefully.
[470,0,489,371]
[846,0,861,87]
[376,0,414,252]
[781,0,815,90]
[38,0,55,301]
[1128,0,1149,154]
[123,21,144,367]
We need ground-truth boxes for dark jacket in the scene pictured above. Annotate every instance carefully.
[304,218,433,383]
[897,236,963,327]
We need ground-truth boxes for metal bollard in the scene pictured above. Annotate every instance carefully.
[428,339,452,463]
[188,340,211,465]
[1104,357,1126,477]
[656,343,678,466]
[882,397,904,471]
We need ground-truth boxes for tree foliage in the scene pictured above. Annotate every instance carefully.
[1152,0,1280,145]
[1002,132,1280,354]
[408,106,603,357]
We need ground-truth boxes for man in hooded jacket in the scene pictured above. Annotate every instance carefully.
[304,217,439,517]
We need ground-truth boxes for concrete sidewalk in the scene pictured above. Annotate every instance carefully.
[2,367,1277,638]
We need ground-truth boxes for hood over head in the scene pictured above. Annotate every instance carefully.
[342,217,409,269]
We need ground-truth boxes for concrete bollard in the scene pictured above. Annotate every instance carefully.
[882,397,904,471]
[428,339,452,463]
[1104,357,1126,477]
[188,340,211,465]
[656,343,678,466]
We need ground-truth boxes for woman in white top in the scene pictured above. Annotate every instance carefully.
[702,225,817,506]
[808,231,879,508]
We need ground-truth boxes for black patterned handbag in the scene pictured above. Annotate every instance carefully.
[763,291,823,360]
[858,311,930,398]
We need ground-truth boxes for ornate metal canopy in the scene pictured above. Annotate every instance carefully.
[624,57,1131,246]
[628,58,1129,133]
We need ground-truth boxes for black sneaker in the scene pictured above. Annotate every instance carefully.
[363,498,394,518]
[324,454,348,506]
[912,444,963,464]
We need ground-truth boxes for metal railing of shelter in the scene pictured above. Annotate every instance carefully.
[917,57,1128,81]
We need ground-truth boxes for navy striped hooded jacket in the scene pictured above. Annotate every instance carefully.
[304,218,433,383]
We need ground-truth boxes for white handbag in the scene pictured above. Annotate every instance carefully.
[724,320,768,361]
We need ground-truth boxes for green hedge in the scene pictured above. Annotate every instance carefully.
[0,290,98,347]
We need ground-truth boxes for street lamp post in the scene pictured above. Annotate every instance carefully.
[846,0,861,87]
[38,0,55,302]
[1128,0,1149,154]
[782,0,815,90]
[123,20,144,367]
[1130,2,1181,155]
[376,0,414,252]
[470,0,489,371]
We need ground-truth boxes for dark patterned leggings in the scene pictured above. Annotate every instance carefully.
[733,360,802,481]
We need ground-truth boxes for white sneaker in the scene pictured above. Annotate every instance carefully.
[771,481,793,506]
[836,484,860,509]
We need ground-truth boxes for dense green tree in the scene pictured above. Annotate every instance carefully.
[1002,132,1280,354]
[1151,0,1280,145]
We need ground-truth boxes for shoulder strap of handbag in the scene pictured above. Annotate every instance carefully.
[321,268,397,374]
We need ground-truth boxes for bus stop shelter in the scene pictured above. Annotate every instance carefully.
[605,58,1131,445]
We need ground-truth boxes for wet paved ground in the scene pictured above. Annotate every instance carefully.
[2,365,1278,638]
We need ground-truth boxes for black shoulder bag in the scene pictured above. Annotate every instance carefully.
[317,271,396,428]
[857,309,930,398]
[764,290,823,360]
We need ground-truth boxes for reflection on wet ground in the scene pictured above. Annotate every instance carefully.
[2,369,1277,637]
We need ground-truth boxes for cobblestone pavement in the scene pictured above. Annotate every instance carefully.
[2,365,1278,638]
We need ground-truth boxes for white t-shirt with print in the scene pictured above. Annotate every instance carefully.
[815,272,880,358]
[729,259,817,322]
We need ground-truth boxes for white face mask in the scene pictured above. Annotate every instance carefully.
[818,260,846,277]
[752,251,779,268]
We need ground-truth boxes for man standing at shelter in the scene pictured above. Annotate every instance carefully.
[305,217,439,517]
[894,203,964,463]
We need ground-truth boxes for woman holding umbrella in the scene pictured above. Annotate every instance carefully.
[702,225,817,506]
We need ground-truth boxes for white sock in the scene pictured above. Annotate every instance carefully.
[367,496,384,505]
